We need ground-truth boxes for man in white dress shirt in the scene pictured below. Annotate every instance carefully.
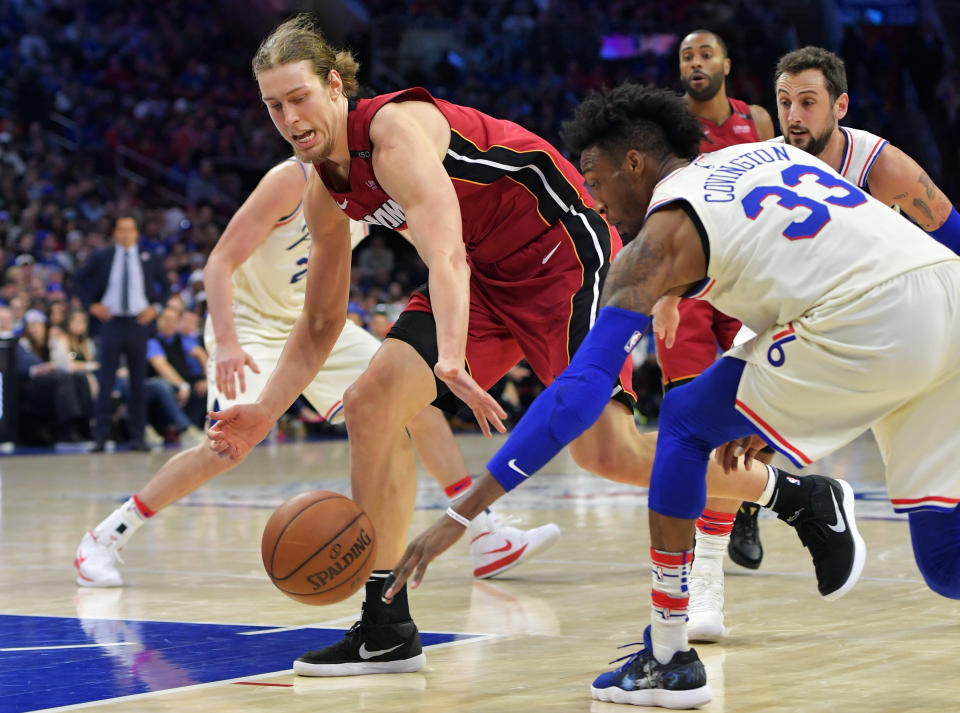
[74,213,169,451]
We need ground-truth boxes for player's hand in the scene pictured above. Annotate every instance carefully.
[382,514,467,603]
[215,343,260,401]
[652,295,681,348]
[715,435,768,473]
[434,360,506,437]
[206,402,273,461]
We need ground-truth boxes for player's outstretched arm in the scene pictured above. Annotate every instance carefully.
[204,161,306,399]
[383,473,507,602]
[369,102,505,435]
[486,205,708,487]
[383,209,707,597]
[867,144,960,253]
[208,172,352,459]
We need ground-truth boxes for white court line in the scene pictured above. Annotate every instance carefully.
[27,669,294,713]
[1,642,137,652]
[237,615,359,635]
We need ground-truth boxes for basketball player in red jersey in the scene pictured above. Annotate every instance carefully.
[660,32,776,639]
[209,15,788,676]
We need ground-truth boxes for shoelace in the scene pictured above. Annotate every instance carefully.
[608,641,647,670]
[489,513,522,530]
[737,510,759,538]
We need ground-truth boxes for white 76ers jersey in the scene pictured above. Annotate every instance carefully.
[647,142,958,335]
[231,159,368,329]
[770,126,887,189]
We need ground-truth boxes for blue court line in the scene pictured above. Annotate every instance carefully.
[0,615,479,713]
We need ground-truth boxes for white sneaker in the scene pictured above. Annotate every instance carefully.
[469,511,560,578]
[75,531,124,587]
[179,425,205,448]
[687,558,726,642]
[144,425,164,448]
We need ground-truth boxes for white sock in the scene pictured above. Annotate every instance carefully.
[92,497,149,549]
[650,548,692,664]
[758,465,777,509]
[693,528,728,560]
[651,618,689,665]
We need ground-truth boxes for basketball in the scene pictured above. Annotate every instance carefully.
[261,490,377,605]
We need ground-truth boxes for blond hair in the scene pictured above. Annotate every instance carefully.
[253,14,360,96]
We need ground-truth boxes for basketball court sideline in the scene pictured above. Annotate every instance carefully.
[1,431,958,712]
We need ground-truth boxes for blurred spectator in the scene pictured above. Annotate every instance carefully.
[74,213,169,452]
[356,234,395,283]
[16,307,93,444]
[145,305,207,444]
[368,310,393,340]
[50,308,100,400]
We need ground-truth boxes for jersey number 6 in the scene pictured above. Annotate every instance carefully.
[741,164,867,240]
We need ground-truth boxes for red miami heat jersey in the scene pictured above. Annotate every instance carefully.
[314,87,614,272]
[697,97,760,153]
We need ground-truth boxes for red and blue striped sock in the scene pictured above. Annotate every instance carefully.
[650,547,692,664]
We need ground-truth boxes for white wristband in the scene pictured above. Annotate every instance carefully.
[444,506,470,527]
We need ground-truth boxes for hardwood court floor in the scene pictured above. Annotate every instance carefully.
[1,431,959,712]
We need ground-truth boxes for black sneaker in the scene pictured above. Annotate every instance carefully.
[783,476,866,600]
[728,502,763,570]
[293,605,425,676]
[591,626,712,708]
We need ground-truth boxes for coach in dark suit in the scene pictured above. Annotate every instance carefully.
[74,213,169,451]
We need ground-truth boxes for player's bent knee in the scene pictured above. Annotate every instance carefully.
[342,377,378,427]
[570,440,622,479]
[915,549,960,599]
[657,386,701,440]
[909,509,960,599]
[919,568,960,599]
[646,389,712,519]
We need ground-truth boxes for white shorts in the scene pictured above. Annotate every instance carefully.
[727,262,960,512]
[205,316,381,423]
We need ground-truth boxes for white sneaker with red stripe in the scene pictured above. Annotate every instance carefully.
[75,531,124,587]
[468,510,560,579]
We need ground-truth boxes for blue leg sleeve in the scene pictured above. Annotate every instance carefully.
[908,507,960,599]
[487,306,649,492]
[649,357,763,519]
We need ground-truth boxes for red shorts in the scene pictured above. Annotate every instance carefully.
[396,219,636,408]
[655,298,742,386]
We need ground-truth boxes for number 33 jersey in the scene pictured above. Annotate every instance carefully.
[647,141,958,336]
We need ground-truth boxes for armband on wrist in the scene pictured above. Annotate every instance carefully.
[444,507,471,527]
[929,207,960,255]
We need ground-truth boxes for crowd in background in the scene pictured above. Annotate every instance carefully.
[0,0,955,447]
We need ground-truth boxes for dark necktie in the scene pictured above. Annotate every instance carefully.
[121,249,130,314]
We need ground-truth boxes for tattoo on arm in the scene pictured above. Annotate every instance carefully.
[912,198,935,225]
[891,192,908,202]
[918,173,937,200]
[600,236,666,313]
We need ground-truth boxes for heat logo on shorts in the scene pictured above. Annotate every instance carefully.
[767,323,796,367]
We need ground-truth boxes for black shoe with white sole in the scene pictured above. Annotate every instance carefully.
[780,475,866,600]
[293,604,425,677]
